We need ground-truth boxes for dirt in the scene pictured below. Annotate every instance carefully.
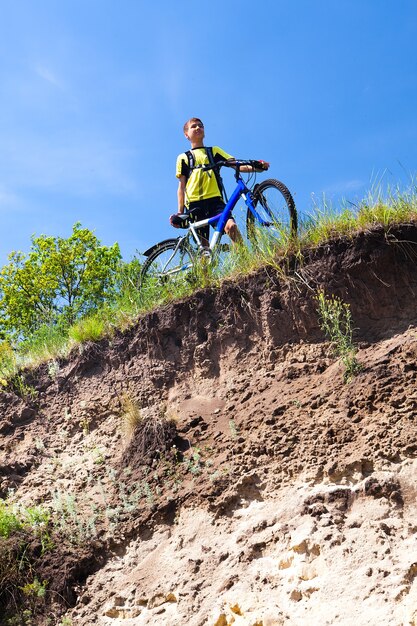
[1,223,417,625]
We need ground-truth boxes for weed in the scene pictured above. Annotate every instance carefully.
[229,419,239,439]
[10,374,37,402]
[79,416,90,436]
[5,577,48,625]
[91,446,106,464]
[6,610,35,625]
[21,577,48,600]
[316,289,362,382]
[51,491,97,544]
[47,360,60,379]
[34,438,45,452]
[184,447,202,475]
[0,500,51,551]
[143,482,154,505]
[120,393,142,439]
[0,500,23,537]
[189,251,216,289]
[302,202,357,246]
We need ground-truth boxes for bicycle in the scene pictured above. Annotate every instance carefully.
[140,159,297,283]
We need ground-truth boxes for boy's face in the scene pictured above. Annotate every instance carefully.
[185,120,205,143]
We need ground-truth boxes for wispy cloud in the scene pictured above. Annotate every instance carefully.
[34,64,65,89]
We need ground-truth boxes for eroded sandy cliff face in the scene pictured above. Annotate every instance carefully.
[1,224,417,625]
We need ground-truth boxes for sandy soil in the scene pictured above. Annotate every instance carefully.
[1,223,417,625]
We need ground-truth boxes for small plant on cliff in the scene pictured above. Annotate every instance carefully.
[51,490,99,544]
[21,577,48,601]
[0,501,22,538]
[120,394,142,439]
[0,500,52,553]
[68,314,106,343]
[316,289,362,382]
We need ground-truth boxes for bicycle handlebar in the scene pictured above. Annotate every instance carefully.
[195,159,267,172]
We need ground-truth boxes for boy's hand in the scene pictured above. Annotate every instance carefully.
[170,213,189,229]
[170,213,181,228]
[258,160,270,171]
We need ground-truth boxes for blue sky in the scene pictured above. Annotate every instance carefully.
[0,0,416,265]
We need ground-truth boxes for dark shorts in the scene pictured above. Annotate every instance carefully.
[187,197,226,241]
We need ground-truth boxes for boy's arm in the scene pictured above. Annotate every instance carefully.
[177,176,187,213]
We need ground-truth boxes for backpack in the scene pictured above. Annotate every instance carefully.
[185,147,228,201]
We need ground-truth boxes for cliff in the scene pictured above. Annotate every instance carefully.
[1,223,417,625]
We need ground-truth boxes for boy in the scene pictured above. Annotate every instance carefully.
[171,117,269,246]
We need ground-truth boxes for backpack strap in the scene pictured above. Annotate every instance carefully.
[205,146,228,201]
[185,147,228,201]
[185,149,195,178]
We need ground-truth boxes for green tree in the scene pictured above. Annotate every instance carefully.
[0,223,121,339]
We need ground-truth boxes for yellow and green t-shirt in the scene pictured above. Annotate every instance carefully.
[176,146,233,205]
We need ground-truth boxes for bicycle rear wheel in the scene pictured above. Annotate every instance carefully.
[141,239,195,286]
[247,179,297,242]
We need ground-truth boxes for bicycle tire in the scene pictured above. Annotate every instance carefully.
[246,179,298,242]
[140,239,195,286]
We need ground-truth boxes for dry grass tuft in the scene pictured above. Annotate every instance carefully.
[120,394,142,440]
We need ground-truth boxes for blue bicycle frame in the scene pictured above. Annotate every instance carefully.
[187,163,266,253]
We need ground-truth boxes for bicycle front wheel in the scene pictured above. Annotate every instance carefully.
[141,239,195,285]
[247,179,297,242]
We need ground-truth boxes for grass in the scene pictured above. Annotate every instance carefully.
[302,182,417,246]
[18,324,71,366]
[68,314,105,343]
[1,181,416,376]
